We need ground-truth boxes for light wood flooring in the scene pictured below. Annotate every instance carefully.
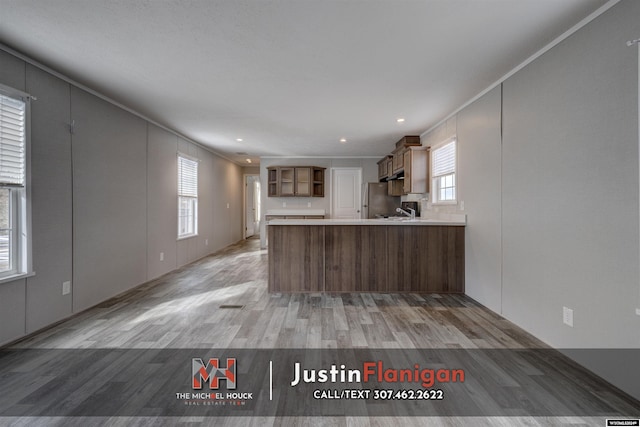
[1,237,639,426]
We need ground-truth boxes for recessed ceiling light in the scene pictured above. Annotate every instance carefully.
[236,138,243,142]
[396,118,405,123]
[246,159,252,163]
[339,138,347,143]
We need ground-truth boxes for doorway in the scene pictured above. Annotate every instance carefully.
[244,174,261,238]
[330,167,362,219]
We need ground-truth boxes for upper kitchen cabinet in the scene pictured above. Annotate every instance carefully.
[377,155,393,181]
[391,136,421,175]
[279,167,295,196]
[295,167,311,196]
[267,167,279,196]
[403,146,429,194]
[312,167,325,197]
[267,166,325,197]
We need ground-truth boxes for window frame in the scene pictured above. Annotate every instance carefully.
[0,83,33,283]
[177,153,199,240]
[430,137,458,205]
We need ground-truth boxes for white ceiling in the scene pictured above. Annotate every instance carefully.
[0,0,609,165]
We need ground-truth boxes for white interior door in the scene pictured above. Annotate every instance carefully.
[331,168,362,219]
[245,175,260,238]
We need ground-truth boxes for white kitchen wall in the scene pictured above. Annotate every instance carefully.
[259,157,378,248]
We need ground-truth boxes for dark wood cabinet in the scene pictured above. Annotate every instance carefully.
[268,224,464,293]
[295,167,311,196]
[267,166,325,197]
[392,147,405,174]
[380,136,427,194]
[391,136,421,175]
[388,179,403,196]
[386,226,464,293]
[279,167,295,196]
[267,168,278,196]
[268,225,324,292]
[403,146,429,194]
[324,226,388,292]
[312,168,325,197]
[377,155,392,181]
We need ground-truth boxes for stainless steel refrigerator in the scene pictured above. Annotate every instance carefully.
[364,182,400,218]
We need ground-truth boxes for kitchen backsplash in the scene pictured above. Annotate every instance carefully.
[402,192,463,217]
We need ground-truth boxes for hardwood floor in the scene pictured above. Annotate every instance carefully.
[1,237,639,426]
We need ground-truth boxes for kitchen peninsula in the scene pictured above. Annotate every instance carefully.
[268,216,466,293]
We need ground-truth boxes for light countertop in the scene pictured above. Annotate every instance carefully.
[267,214,466,227]
[265,209,326,216]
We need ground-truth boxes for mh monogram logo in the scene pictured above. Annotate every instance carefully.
[192,358,237,390]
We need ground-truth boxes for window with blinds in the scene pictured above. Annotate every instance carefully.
[0,94,25,187]
[431,138,457,203]
[0,88,29,278]
[178,154,198,238]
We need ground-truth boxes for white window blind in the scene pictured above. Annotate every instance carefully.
[431,138,457,203]
[178,154,198,238]
[178,155,198,197]
[432,139,456,178]
[0,94,26,187]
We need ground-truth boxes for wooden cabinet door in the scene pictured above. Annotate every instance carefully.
[267,167,279,196]
[378,159,387,180]
[403,150,412,194]
[295,167,311,196]
[388,179,403,196]
[378,156,392,180]
[312,167,325,197]
[386,158,393,177]
[279,167,295,196]
[392,149,404,174]
[402,147,429,194]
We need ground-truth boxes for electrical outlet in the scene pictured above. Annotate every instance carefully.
[563,306,574,327]
[636,308,640,316]
[283,202,286,208]
[62,281,71,295]
[226,203,230,209]
[205,239,209,246]
[460,201,465,211]
[160,252,164,261]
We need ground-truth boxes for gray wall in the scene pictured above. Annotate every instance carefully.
[147,124,179,280]
[501,0,639,396]
[25,64,73,331]
[422,0,640,398]
[0,48,244,345]
[71,87,148,311]
[457,86,502,314]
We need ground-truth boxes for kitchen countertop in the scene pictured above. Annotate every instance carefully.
[268,214,466,226]
[265,209,326,216]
